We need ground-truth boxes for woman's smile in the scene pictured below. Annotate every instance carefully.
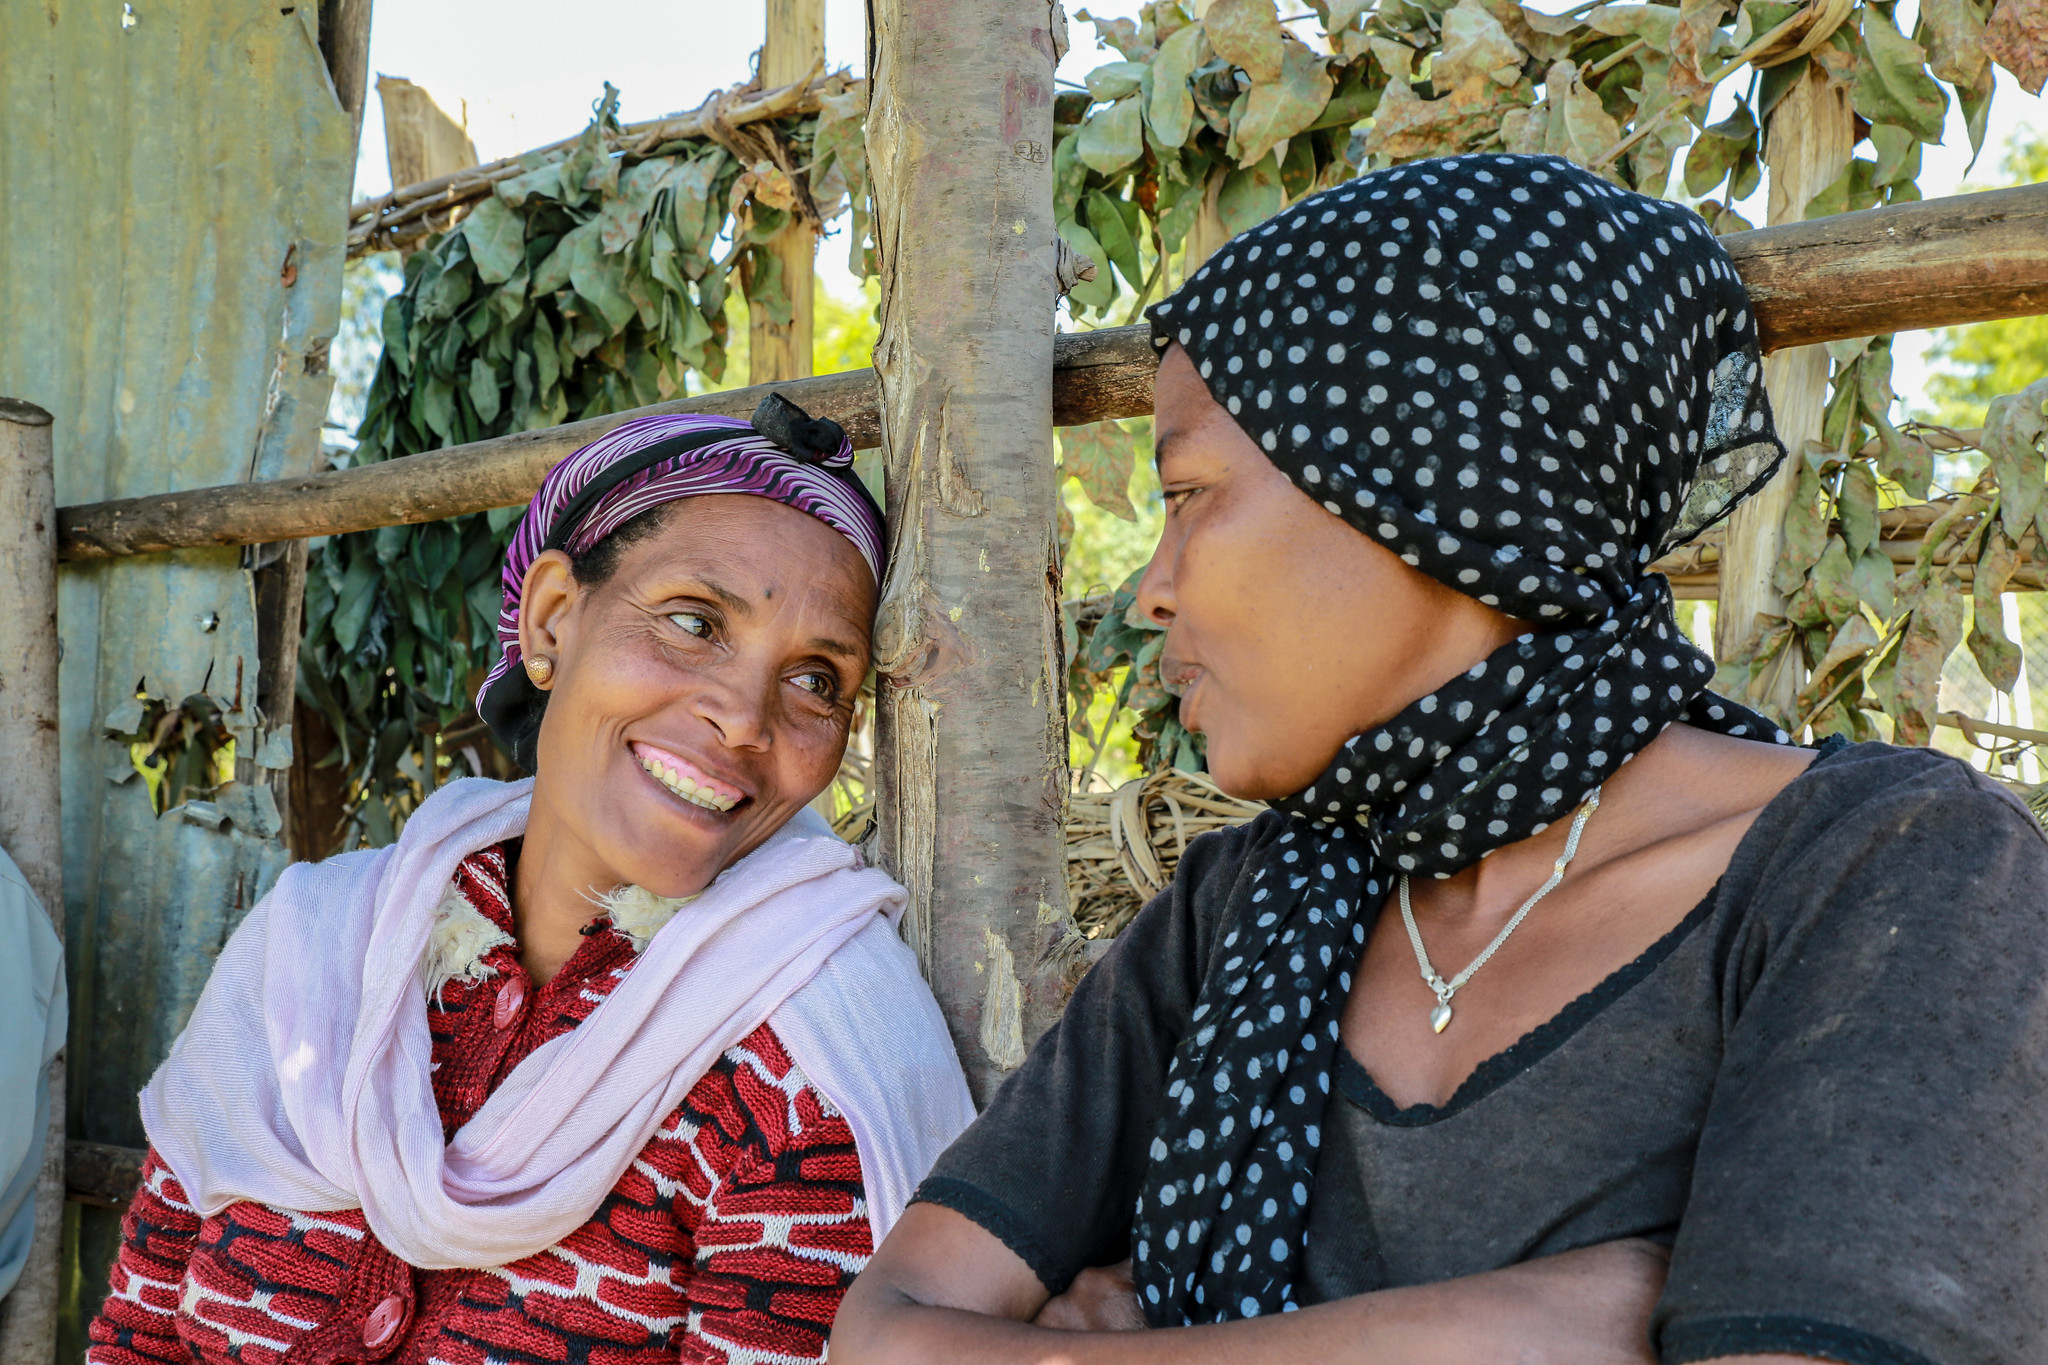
[629,739,747,814]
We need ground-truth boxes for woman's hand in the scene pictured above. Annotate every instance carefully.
[1026,1239,1669,1349]
[834,1202,1674,1365]
[1026,1240,1667,1353]
[1032,1261,1145,1332]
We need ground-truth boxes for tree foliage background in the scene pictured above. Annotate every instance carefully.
[1711,120,2047,760]
[309,0,2048,845]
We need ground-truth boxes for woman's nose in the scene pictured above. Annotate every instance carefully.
[690,677,774,751]
[1135,552,1175,628]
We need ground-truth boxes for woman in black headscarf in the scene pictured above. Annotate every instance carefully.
[832,154,2048,1365]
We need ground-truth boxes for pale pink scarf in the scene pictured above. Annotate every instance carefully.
[139,777,974,1269]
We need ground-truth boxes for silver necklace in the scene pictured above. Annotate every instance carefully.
[1397,786,1603,1035]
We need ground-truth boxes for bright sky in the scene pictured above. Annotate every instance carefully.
[353,0,2045,395]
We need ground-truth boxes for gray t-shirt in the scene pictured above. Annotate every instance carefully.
[916,743,2048,1364]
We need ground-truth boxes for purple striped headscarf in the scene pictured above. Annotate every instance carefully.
[476,409,885,769]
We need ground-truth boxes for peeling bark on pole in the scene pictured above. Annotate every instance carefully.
[865,0,1072,1103]
[751,0,823,383]
[376,77,479,225]
[1714,66,1853,716]
[0,399,64,1365]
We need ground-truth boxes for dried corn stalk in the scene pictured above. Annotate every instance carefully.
[1067,768,1266,939]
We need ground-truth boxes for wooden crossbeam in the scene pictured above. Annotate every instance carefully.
[64,1142,145,1211]
[1736,182,2048,351]
[55,186,2048,562]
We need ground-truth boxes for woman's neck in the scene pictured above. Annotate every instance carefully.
[512,793,625,986]
[1346,722,1818,1108]
[1418,723,1815,928]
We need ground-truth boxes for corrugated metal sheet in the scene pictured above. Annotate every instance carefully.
[0,0,351,1346]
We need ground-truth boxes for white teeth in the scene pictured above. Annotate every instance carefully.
[639,756,736,812]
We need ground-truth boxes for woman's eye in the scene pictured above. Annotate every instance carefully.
[792,671,837,699]
[668,612,713,639]
[1164,487,1199,513]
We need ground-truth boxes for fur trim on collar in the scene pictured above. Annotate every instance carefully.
[423,882,515,1004]
[590,884,694,954]
[422,877,695,1002]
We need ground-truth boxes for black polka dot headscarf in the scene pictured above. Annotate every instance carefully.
[1129,154,1790,1326]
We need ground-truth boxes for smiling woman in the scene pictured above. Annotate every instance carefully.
[501,483,879,978]
[84,406,974,1365]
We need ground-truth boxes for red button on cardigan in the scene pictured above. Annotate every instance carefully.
[362,1295,405,1349]
[492,977,525,1029]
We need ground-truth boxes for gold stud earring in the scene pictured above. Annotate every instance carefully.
[525,656,554,686]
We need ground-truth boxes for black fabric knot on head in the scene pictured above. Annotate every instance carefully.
[750,392,851,468]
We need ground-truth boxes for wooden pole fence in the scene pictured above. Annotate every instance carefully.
[0,399,65,1365]
[748,0,824,385]
[56,184,2048,562]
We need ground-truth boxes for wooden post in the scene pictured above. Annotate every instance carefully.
[1181,0,1230,281]
[1713,64,1853,721]
[0,399,63,1365]
[865,0,1071,1102]
[751,0,823,383]
[264,2,377,857]
[318,0,376,151]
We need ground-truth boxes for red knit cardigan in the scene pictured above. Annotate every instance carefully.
[85,844,873,1365]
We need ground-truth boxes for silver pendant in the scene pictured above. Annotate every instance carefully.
[1430,1000,1453,1034]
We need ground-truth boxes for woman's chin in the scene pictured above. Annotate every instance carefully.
[602,814,719,898]
[1198,738,1268,802]
[1201,734,1325,805]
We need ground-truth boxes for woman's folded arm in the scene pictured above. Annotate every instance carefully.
[830,1203,1678,1365]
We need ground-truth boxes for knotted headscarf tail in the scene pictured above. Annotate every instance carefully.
[476,400,886,772]
[1129,154,1792,1325]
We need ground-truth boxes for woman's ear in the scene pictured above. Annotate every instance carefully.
[517,550,580,691]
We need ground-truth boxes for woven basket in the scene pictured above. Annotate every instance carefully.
[1066,769,1266,939]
